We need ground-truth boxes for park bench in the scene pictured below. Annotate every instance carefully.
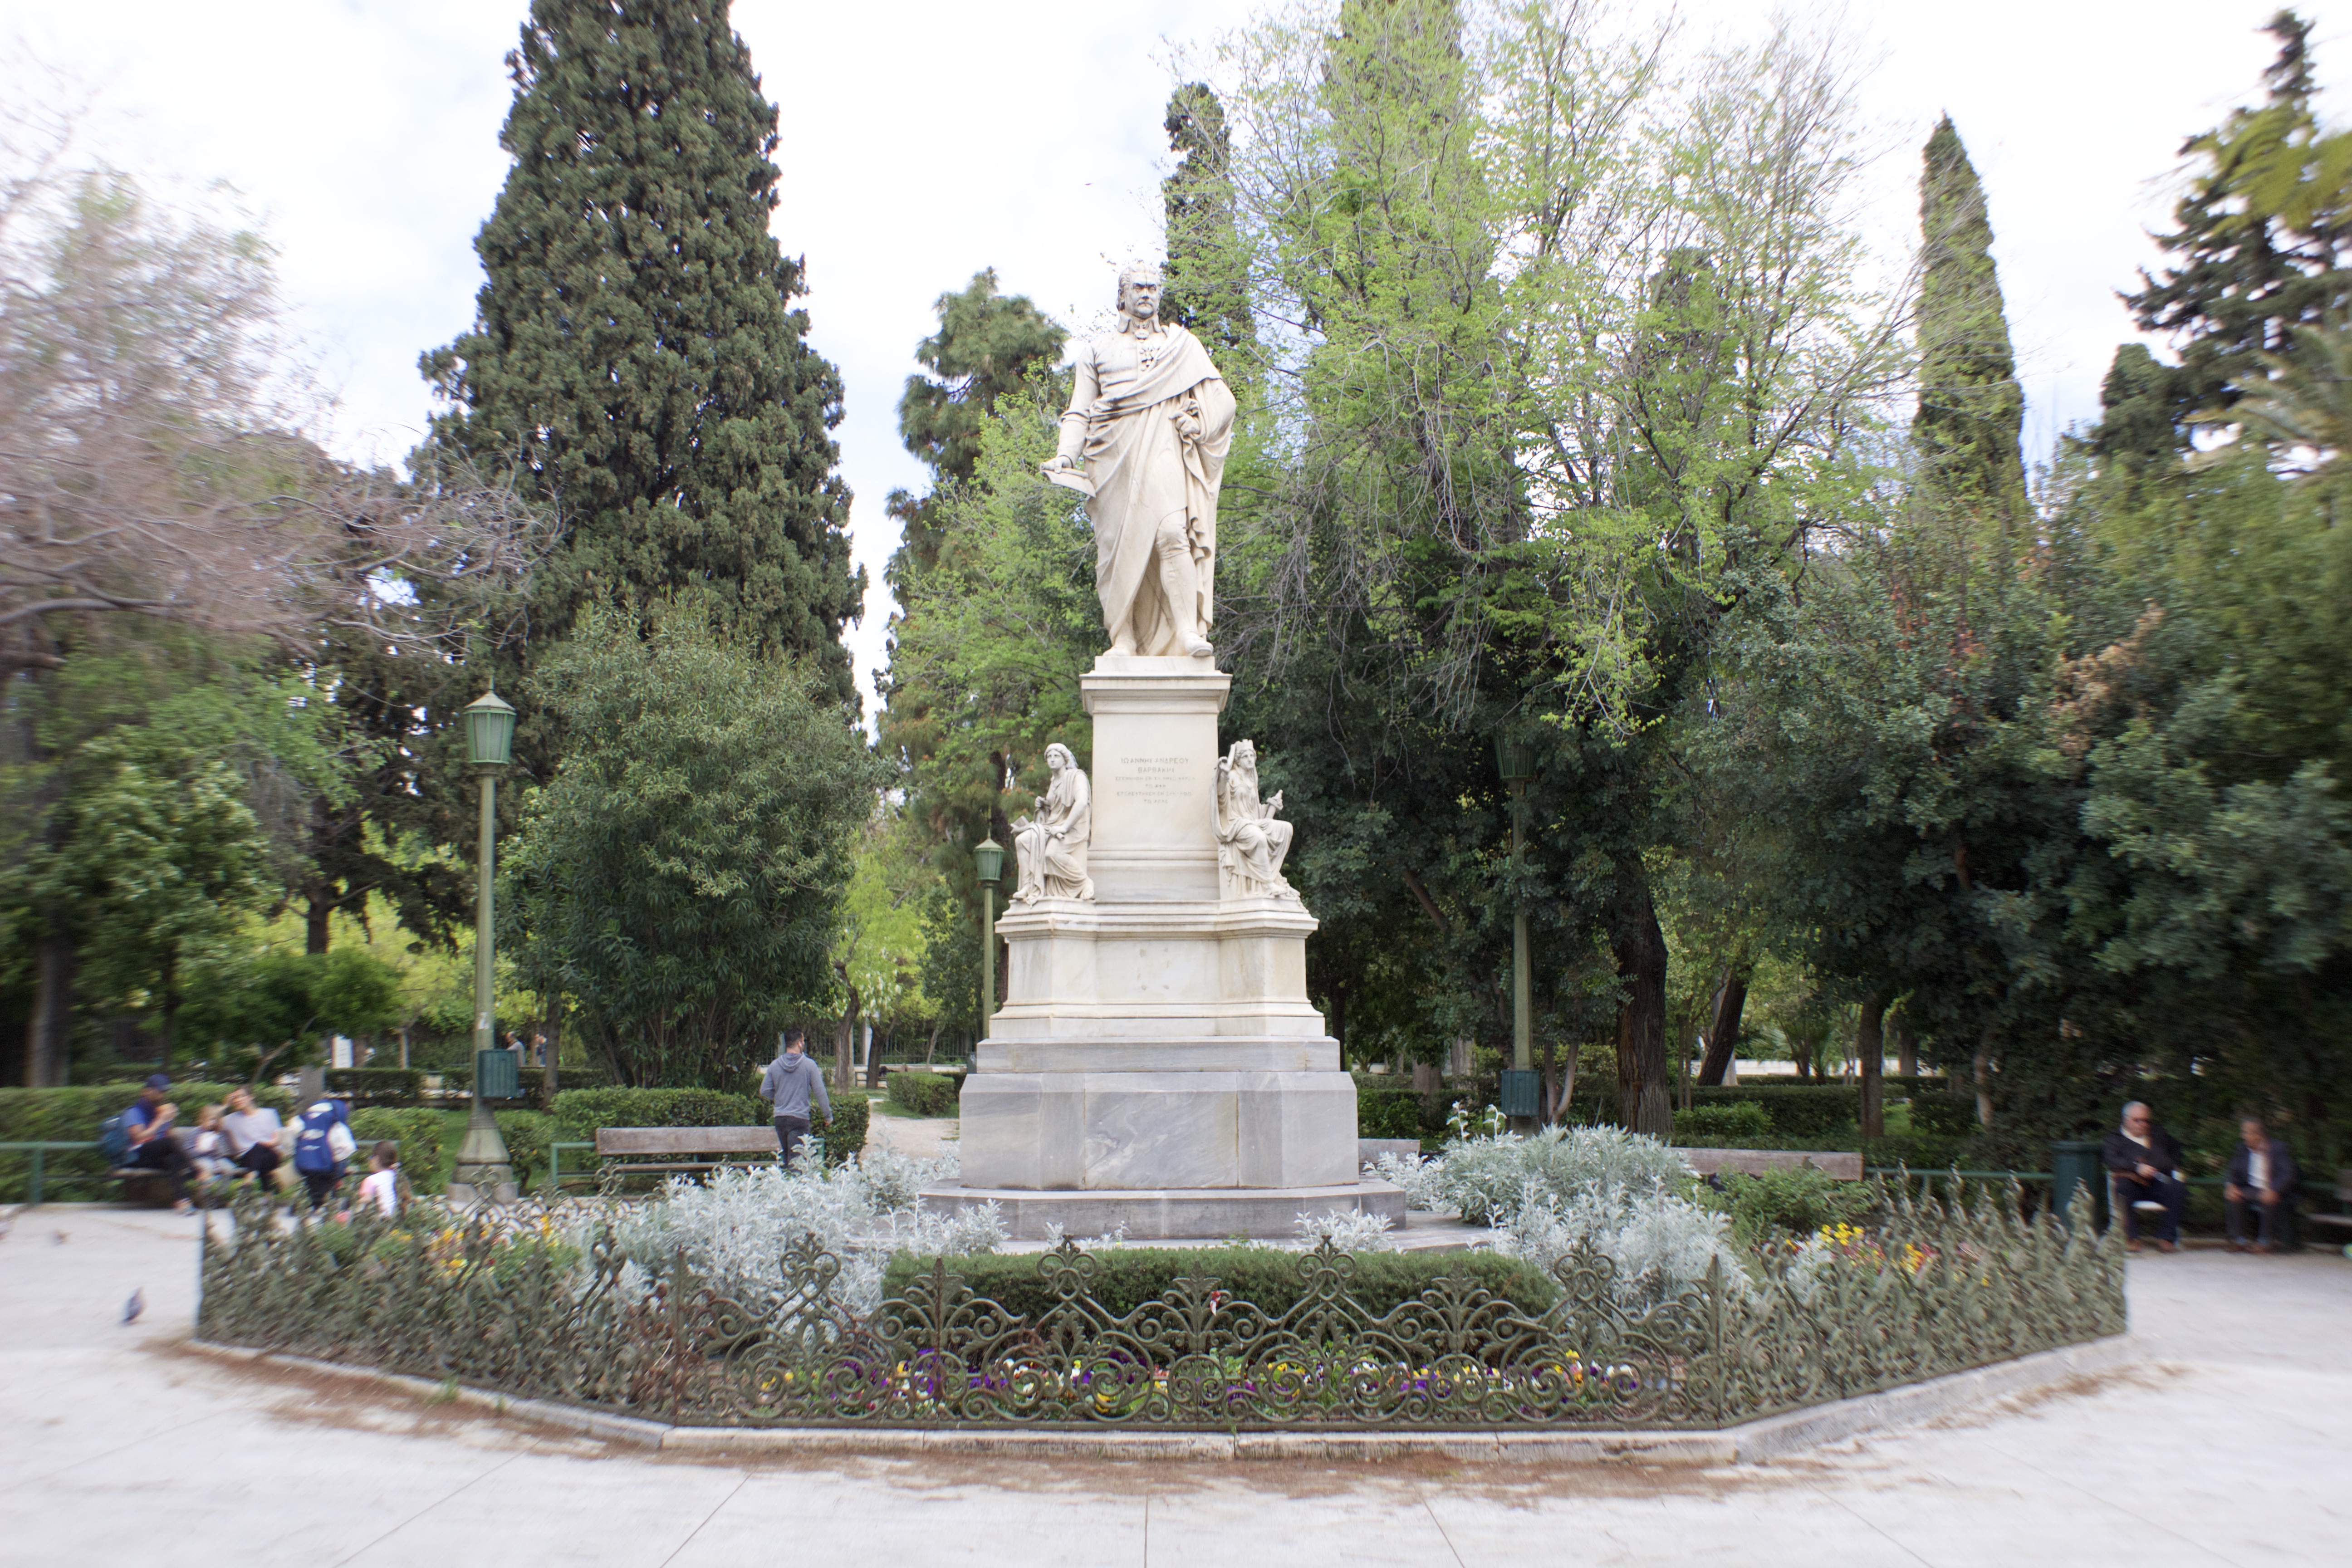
[591,1126,781,1190]
[2307,1169,2352,1245]
[1681,1147,1862,1180]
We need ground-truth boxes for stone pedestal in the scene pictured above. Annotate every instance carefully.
[926,657,1385,1239]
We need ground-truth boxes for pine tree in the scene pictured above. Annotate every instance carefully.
[882,270,1064,582]
[420,0,860,703]
[874,270,1063,865]
[2122,10,2352,438]
[1915,116,2028,533]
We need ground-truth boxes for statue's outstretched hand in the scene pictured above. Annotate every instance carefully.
[1040,454,1075,476]
[1267,791,1284,814]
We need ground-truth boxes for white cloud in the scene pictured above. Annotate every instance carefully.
[14,0,2346,715]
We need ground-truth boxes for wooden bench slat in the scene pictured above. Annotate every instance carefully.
[1680,1147,1864,1181]
[595,1127,779,1156]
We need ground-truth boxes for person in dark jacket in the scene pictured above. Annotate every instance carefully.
[122,1074,196,1213]
[2103,1102,2187,1253]
[757,1028,832,1170]
[2223,1117,2300,1253]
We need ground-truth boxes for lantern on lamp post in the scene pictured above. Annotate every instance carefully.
[1495,735,1540,1132]
[450,688,518,1203]
[974,837,1004,1042]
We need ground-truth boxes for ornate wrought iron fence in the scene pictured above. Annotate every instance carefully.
[197,1178,2124,1431]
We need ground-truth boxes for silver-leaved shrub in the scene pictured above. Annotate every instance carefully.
[608,1148,1003,1318]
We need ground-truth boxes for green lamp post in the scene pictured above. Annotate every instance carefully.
[974,837,1004,1043]
[450,687,519,1203]
[1495,735,1540,1132]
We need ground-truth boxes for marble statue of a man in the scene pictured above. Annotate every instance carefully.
[1010,743,1095,903]
[1213,740,1295,900]
[1040,262,1237,658]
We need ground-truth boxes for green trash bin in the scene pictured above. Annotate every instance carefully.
[1497,1069,1541,1120]
[475,1047,521,1101]
[2049,1139,2106,1229]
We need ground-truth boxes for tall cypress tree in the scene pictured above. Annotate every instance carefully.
[421,0,860,704]
[1915,115,2028,534]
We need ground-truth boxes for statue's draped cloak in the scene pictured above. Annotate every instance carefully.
[1069,324,1235,655]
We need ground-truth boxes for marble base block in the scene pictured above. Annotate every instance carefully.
[956,1065,1356,1190]
[918,1179,1407,1241]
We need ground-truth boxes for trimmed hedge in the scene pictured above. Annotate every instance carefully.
[325,1068,425,1104]
[350,1108,446,1192]
[0,1083,297,1202]
[1907,1095,1980,1137]
[549,1088,767,1134]
[880,1248,1558,1322]
[818,1092,869,1164]
[1356,1087,1430,1140]
[886,1070,964,1117]
[1673,1101,1771,1142]
[493,1111,551,1190]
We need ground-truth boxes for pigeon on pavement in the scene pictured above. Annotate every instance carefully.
[123,1289,145,1325]
[53,1229,69,1245]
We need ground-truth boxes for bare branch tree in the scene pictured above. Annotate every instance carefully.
[0,131,549,676]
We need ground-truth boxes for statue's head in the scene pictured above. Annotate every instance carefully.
[1117,262,1164,322]
[1045,743,1076,773]
[1230,740,1256,775]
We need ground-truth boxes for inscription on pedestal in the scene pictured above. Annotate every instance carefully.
[1114,755,1196,810]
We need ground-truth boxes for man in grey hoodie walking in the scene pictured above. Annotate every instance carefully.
[759,1028,832,1169]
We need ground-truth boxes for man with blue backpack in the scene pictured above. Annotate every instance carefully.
[103,1074,196,1213]
[290,1095,356,1210]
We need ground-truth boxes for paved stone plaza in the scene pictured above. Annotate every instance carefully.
[1,1205,2342,1565]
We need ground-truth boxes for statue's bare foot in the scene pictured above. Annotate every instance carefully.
[1183,636,1214,658]
[1109,639,1137,657]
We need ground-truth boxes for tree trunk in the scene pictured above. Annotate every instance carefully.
[26,929,75,1088]
[1540,1032,1558,1127]
[1893,1010,1918,1077]
[539,997,561,1099]
[1611,867,1672,1137]
[1695,963,1749,1085]
[157,939,181,1063]
[1857,990,1887,1141]
[1973,1032,1994,1130]
[1792,1033,1815,1081]
[835,983,861,1092]
[924,1023,940,1067]
[304,889,333,955]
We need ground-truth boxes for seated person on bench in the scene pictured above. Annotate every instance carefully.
[2104,1101,2186,1253]
[2224,1117,2299,1254]
[123,1074,196,1214]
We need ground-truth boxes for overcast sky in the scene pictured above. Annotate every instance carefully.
[10,0,2348,715]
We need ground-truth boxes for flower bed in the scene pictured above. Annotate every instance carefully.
[197,1171,2124,1432]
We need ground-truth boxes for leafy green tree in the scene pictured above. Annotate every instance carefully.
[1162,83,1258,389]
[503,604,883,1086]
[179,946,404,1083]
[830,804,942,1086]
[1206,3,1900,1132]
[421,0,862,713]
[873,274,1070,1019]
[3,637,348,1083]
